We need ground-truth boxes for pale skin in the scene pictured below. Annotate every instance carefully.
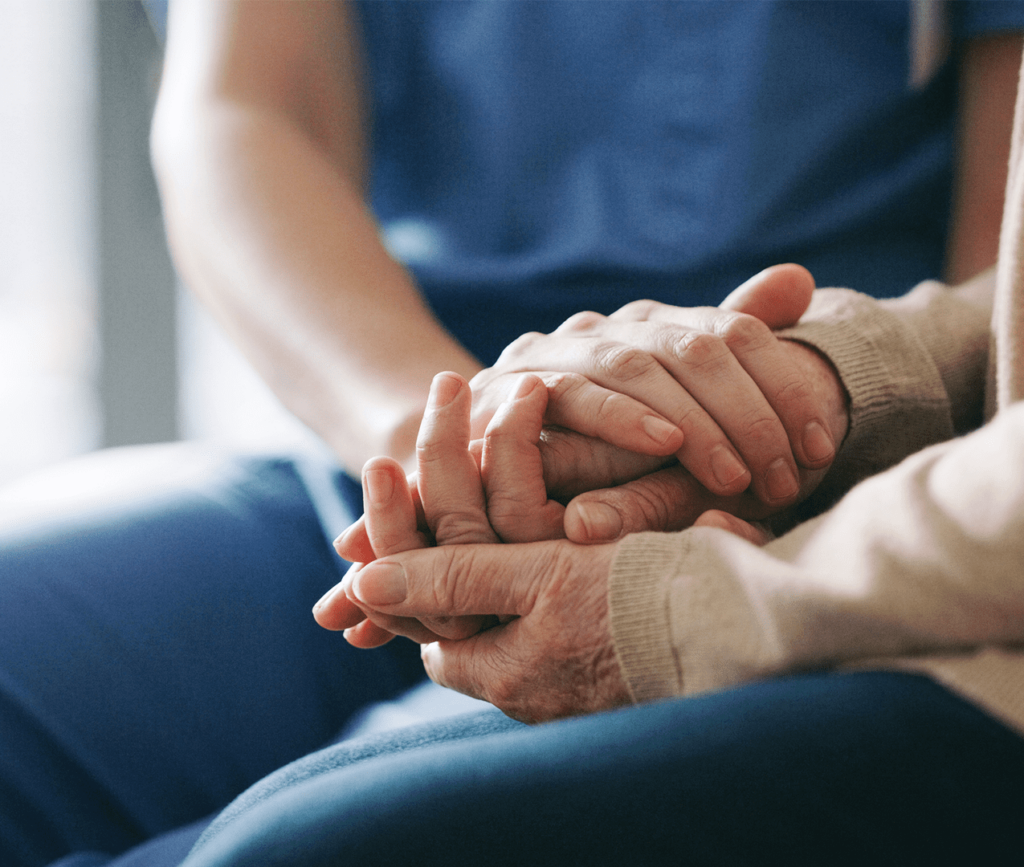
[335,263,849,559]
[315,368,632,723]
[315,365,770,723]
[156,3,1019,723]
[153,1,1018,516]
[321,271,810,691]
[320,260,1009,721]
[153,0,836,506]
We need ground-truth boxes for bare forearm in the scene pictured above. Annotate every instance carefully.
[150,0,481,473]
[945,33,1022,285]
[159,112,479,471]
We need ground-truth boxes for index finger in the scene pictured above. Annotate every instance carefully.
[417,372,499,546]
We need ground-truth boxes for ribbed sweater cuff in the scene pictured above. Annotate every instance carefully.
[779,287,954,513]
[608,532,688,703]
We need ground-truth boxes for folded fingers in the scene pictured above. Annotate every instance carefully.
[417,372,499,546]
[481,374,566,542]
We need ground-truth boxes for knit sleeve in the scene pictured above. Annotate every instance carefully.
[609,402,1024,704]
[609,273,998,702]
[775,274,992,516]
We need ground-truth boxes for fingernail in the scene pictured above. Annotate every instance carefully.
[313,581,345,613]
[641,415,682,447]
[429,372,462,408]
[710,446,748,488]
[333,524,355,551]
[353,561,407,606]
[574,502,623,541]
[364,468,394,506]
[764,458,799,503]
[802,421,834,463]
[512,374,540,400]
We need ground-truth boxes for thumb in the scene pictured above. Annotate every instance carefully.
[564,465,713,543]
[719,263,815,329]
[693,509,774,546]
[349,541,559,618]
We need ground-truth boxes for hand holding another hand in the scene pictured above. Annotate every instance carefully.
[563,333,849,542]
[322,370,567,647]
[333,263,850,552]
[315,261,848,719]
[315,368,775,723]
[317,368,630,722]
[472,264,844,512]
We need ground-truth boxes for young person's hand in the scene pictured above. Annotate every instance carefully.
[317,369,628,722]
[320,371,563,647]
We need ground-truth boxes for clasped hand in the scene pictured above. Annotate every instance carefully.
[470,264,839,515]
[314,265,848,722]
[318,371,627,722]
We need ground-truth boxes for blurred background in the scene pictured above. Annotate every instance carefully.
[0,0,312,487]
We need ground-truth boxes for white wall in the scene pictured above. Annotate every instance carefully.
[0,0,100,484]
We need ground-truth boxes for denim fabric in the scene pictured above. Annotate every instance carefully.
[179,672,1024,867]
[0,445,424,867]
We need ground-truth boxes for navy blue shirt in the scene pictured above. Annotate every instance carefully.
[357,0,1024,363]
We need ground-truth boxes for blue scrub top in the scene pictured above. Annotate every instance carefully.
[357,0,1024,364]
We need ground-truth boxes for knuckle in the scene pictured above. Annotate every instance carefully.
[432,510,493,546]
[427,614,477,641]
[609,299,661,321]
[603,482,673,533]
[483,414,521,446]
[716,312,773,353]
[592,390,624,425]
[672,402,704,431]
[370,526,415,553]
[545,371,589,405]
[628,487,674,531]
[737,409,784,449]
[494,331,544,365]
[427,545,466,610]
[677,331,729,369]
[771,372,815,409]
[556,310,605,333]
[589,342,658,383]
[485,490,533,522]
[414,436,449,466]
[546,374,622,428]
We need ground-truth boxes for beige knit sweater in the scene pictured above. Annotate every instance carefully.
[608,54,1024,734]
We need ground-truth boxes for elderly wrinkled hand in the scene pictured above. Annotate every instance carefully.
[471,264,841,511]
[317,368,629,721]
[315,371,774,721]
[342,535,628,724]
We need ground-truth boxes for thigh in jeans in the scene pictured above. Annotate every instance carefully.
[0,443,423,867]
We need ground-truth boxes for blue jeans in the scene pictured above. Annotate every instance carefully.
[181,672,1024,866]
[4,447,1024,866]
[0,445,424,867]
